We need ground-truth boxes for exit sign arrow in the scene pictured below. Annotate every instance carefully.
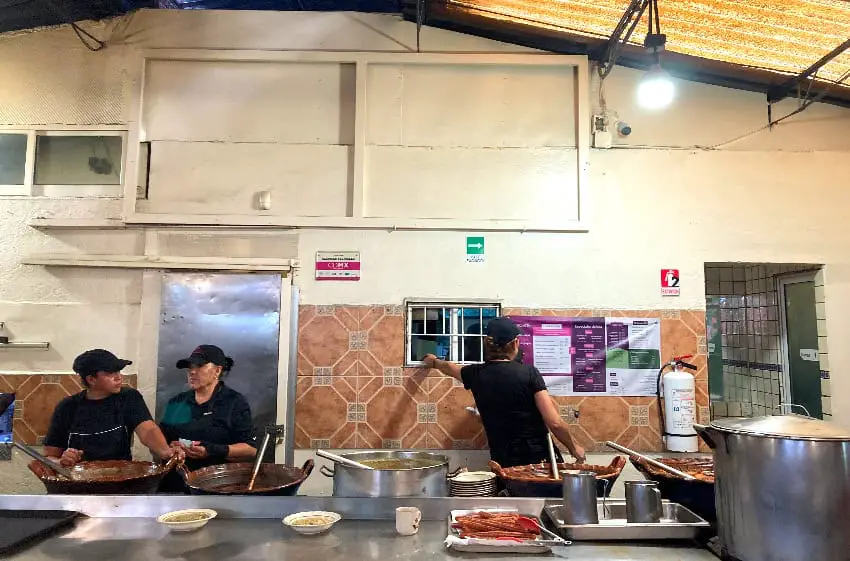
[466,236,485,262]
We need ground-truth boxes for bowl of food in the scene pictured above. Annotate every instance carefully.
[157,509,218,532]
[282,511,341,535]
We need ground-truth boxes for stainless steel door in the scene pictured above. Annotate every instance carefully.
[155,273,283,460]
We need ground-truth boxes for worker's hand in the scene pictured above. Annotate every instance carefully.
[185,444,208,460]
[571,446,587,465]
[59,448,83,467]
[421,354,438,369]
[165,444,186,462]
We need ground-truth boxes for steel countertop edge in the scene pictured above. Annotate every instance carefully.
[0,496,717,561]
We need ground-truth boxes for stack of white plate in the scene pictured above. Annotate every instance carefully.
[448,471,498,497]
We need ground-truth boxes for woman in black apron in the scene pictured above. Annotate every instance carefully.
[422,318,586,468]
[158,345,257,493]
[43,349,177,467]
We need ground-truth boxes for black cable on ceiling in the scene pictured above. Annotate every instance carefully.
[37,0,107,51]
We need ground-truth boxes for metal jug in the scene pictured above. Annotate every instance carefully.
[562,471,598,525]
[625,480,663,523]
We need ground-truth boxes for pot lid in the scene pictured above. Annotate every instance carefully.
[710,414,850,440]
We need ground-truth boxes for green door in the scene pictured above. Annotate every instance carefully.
[781,278,822,419]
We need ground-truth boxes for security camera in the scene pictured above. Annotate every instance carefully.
[616,121,632,137]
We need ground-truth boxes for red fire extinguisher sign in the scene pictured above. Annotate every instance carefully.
[661,269,680,296]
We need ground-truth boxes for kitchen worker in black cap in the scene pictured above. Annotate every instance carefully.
[422,317,585,468]
[43,349,179,467]
[158,345,256,492]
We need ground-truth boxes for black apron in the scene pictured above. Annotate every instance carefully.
[66,395,131,461]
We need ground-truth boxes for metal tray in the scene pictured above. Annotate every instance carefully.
[0,510,80,554]
[446,509,553,554]
[543,500,710,541]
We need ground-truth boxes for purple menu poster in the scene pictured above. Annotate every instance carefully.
[509,316,607,396]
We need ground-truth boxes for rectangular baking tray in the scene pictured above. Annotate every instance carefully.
[447,509,553,554]
[543,500,710,541]
[0,510,80,554]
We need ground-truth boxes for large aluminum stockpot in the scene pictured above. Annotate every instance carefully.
[320,451,449,497]
[695,415,850,561]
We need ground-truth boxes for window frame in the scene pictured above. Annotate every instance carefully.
[404,300,502,367]
[0,127,127,198]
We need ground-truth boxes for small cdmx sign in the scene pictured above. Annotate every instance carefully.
[661,269,680,296]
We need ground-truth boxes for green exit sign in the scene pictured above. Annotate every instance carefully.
[466,236,484,262]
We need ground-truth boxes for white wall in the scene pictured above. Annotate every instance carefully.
[1,10,849,427]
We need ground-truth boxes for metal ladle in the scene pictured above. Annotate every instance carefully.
[246,424,286,491]
[9,441,74,479]
[605,441,695,480]
[316,449,374,470]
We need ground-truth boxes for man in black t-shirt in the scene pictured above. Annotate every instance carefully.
[422,318,585,468]
[44,349,180,467]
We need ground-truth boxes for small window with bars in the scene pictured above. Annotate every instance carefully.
[405,302,500,366]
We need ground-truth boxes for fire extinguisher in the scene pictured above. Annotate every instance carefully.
[656,355,699,453]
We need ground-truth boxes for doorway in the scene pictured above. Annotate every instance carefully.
[154,273,292,460]
[778,273,823,419]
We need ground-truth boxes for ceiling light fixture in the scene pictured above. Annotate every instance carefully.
[597,0,674,111]
[636,2,674,110]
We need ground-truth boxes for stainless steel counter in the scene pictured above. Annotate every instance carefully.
[5,518,718,561]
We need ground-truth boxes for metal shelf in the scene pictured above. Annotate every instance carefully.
[0,342,49,350]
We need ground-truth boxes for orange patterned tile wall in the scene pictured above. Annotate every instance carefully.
[1,374,139,445]
[295,306,709,452]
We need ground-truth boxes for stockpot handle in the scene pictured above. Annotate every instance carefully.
[692,423,718,450]
[320,465,335,477]
[774,403,812,417]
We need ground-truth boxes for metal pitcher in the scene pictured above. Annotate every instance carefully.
[562,471,598,525]
[625,480,663,523]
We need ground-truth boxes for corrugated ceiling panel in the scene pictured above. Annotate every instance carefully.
[446,0,850,82]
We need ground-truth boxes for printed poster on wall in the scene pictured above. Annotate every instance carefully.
[510,316,661,397]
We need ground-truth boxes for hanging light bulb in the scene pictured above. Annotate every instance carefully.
[637,63,675,110]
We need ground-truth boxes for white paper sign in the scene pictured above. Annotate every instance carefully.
[800,348,819,362]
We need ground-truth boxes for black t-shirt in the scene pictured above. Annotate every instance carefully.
[159,383,256,470]
[461,360,550,468]
[43,388,153,461]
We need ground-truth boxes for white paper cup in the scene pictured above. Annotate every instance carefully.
[395,507,421,536]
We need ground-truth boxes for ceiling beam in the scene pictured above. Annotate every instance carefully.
[766,38,850,104]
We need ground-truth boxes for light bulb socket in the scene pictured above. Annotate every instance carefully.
[644,33,666,51]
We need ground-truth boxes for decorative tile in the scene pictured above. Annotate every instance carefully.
[349,331,368,350]
[578,397,630,442]
[559,406,580,425]
[359,377,425,441]
[294,376,356,448]
[299,315,350,368]
[383,367,403,387]
[629,405,650,427]
[382,439,402,449]
[316,305,336,316]
[661,310,681,319]
[384,305,404,316]
[698,406,711,424]
[452,440,475,450]
[348,403,366,422]
[366,315,404,366]
[418,403,436,424]
[311,439,331,449]
[314,367,333,386]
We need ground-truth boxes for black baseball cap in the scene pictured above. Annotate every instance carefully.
[73,349,132,376]
[176,344,229,369]
[485,317,522,346]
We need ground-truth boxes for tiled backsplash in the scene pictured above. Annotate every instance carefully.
[2,374,138,445]
[296,306,709,453]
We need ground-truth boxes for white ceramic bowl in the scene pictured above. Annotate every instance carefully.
[157,509,218,532]
[283,511,341,535]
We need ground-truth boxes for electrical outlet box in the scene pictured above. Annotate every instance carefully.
[593,129,613,149]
